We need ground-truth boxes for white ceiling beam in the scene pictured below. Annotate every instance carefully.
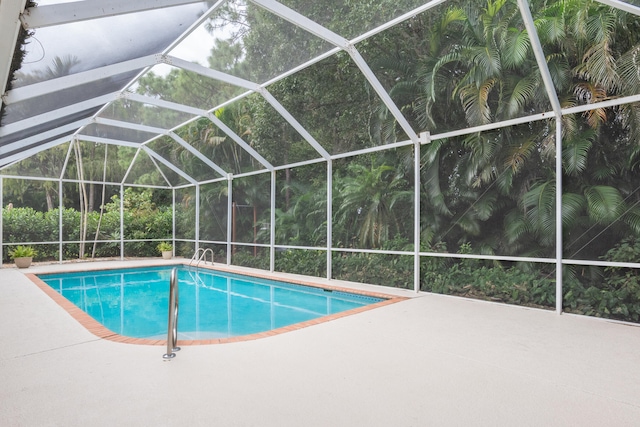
[595,0,640,16]
[348,47,420,143]
[0,92,119,137]
[165,56,260,91]
[1,117,91,156]
[21,0,205,29]
[205,112,274,171]
[93,117,167,135]
[249,0,348,48]
[143,145,197,185]
[4,55,159,104]
[250,0,419,143]
[260,89,331,160]
[351,0,450,45]
[517,0,562,117]
[75,135,142,148]
[0,135,70,169]
[123,92,207,116]
[168,132,228,177]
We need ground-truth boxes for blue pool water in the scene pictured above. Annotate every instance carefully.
[38,266,383,339]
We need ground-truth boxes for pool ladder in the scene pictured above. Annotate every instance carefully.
[163,268,181,360]
[189,247,214,269]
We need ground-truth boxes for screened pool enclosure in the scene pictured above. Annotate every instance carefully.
[2,0,640,322]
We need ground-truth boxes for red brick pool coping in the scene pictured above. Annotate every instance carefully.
[26,263,406,346]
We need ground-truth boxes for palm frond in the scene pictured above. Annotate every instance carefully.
[561,192,586,230]
[562,130,594,176]
[522,180,556,242]
[502,27,531,70]
[504,74,539,118]
[623,207,640,235]
[504,209,529,244]
[616,44,640,95]
[504,139,535,174]
[458,78,496,126]
[584,185,625,223]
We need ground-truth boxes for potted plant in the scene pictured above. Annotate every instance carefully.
[157,242,173,259]
[9,245,37,268]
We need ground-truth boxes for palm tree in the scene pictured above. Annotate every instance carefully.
[334,161,412,249]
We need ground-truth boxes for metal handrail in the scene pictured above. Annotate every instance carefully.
[163,267,181,360]
[189,247,206,266]
[196,248,214,268]
[189,247,214,268]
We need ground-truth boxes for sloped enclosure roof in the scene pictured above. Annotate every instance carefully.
[1,0,640,184]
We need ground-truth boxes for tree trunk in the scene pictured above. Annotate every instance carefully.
[88,183,95,213]
[92,146,109,258]
[45,188,54,212]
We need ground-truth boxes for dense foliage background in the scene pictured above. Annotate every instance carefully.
[3,0,640,322]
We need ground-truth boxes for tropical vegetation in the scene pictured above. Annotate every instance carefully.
[3,0,640,322]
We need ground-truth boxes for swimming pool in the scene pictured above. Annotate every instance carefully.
[37,265,386,341]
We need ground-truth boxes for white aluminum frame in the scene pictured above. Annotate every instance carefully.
[3,0,640,320]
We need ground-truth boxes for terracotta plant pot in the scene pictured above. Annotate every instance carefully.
[14,257,33,268]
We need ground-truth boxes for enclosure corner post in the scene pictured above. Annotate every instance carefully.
[327,159,333,281]
[270,170,276,273]
[414,134,427,293]
[227,174,233,266]
[120,184,125,260]
[555,117,563,314]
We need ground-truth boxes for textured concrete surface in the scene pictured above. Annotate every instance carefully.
[1,260,639,426]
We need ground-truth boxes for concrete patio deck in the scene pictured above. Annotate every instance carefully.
[1,260,639,426]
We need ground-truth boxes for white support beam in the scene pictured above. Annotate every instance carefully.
[94,117,168,135]
[121,147,143,185]
[352,0,450,45]
[249,0,349,48]
[260,89,331,160]
[165,56,261,91]
[431,110,555,141]
[4,55,159,104]
[326,160,333,280]
[562,93,640,116]
[331,139,414,160]
[21,0,205,29]
[123,92,207,116]
[595,0,640,16]
[147,152,173,187]
[143,146,197,185]
[0,92,119,137]
[348,47,420,143]
[517,0,562,117]
[1,117,91,156]
[74,135,141,148]
[206,112,274,171]
[555,117,563,315]
[0,135,71,168]
[168,132,228,177]
[249,0,418,144]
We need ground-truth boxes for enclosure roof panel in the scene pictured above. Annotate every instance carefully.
[2,0,640,180]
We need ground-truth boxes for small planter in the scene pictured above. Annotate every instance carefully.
[158,242,173,259]
[9,245,36,268]
[14,256,33,268]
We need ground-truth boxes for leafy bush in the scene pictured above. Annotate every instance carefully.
[232,248,269,269]
[2,189,173,262]
[563,238,640,322]
[275,249,326,277]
